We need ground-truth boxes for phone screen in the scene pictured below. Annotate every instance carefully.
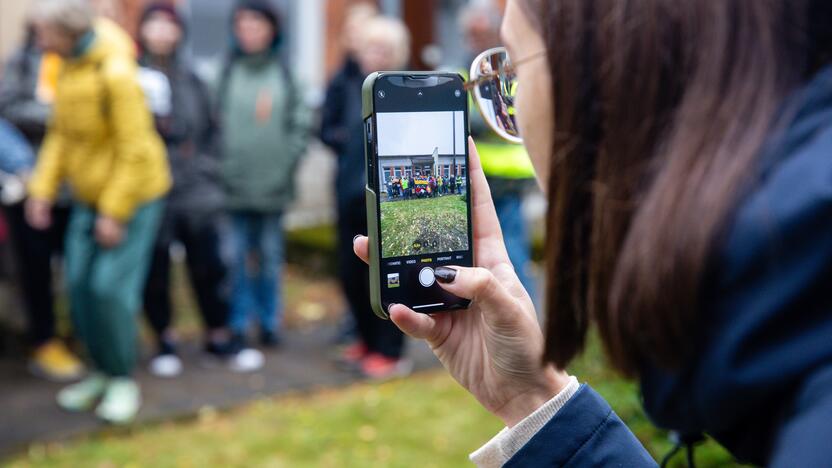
[368,74,473,313]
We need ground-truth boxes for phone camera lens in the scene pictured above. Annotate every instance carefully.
[378,90,386,99]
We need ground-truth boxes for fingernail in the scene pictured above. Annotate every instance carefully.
[434,266,457,283]
[387,303,398,314]
[353,235,361,244]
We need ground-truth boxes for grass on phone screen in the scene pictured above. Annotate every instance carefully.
[380,194,469,258]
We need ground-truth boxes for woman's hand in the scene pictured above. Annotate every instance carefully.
[95,215,125,248]
[25,197,53,230]
[354,137,570,427]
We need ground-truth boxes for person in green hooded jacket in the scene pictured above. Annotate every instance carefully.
[217,0,310,349]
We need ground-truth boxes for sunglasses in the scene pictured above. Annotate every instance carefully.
[463,46,545,144]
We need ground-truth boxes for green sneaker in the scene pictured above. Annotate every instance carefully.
[95,378,141,425]
[56,374,108,412]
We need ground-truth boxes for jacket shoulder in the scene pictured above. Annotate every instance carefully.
[719,122,832,283]
[98,55,138,81]
[690,120,832,462]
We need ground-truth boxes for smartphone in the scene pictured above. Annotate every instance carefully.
[363,72,474,319]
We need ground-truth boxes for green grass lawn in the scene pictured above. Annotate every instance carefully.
[380,195,469,258]
[7,333,743,468]
[2,233,742,467]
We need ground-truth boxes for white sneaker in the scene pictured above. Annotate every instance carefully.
[228,348,265,373]
[149,354,183,378]
[57,373,107,412]
[95,377,141,425]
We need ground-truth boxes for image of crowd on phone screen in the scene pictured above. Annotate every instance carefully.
[374,111,469,258]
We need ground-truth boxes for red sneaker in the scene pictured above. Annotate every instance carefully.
[360,353,413,380]
[338,341,369,367]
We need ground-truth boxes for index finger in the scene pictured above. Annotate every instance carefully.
[467,137,511,268]
[353,235,369,265]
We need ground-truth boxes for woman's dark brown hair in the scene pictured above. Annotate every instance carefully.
[516,0,832,375]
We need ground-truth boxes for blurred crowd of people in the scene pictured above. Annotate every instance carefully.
[0,0,537,425]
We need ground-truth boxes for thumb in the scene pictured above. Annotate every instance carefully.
[389,303,450,346]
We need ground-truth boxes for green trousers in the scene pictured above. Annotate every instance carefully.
[65,200,163,377]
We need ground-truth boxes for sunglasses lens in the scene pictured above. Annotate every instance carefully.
[470,48,522,144]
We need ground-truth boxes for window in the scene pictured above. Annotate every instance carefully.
[383,167,392,181]
[414,164,432,176]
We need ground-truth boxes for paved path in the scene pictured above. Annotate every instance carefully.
[0,325,438,457]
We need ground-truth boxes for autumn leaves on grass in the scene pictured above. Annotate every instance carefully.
[380,195,469,258]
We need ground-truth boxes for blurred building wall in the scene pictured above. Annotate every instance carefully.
[0,0,31,65]
[3,0,505,97]
[0,0,509,229]
[325,0,376,80]
[0,0,146,66]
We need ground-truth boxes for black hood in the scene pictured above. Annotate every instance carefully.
[137,3,186,57]
[231,0,283,54]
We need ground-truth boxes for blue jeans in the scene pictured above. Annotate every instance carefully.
[493,194,538,306]
[227,211,284,334]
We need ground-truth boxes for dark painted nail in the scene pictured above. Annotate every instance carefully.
[435,266,457,283]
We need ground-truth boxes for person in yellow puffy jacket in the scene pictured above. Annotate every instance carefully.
[24,0,171,425]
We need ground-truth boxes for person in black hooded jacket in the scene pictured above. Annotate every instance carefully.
[320,11,413,379]
[318,3,378,349]
[137,3,262,376]
[0,26,82,382]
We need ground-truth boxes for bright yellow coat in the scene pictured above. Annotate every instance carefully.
[28,20,170,222]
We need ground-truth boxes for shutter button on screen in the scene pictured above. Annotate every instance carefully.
[418,267,435,287]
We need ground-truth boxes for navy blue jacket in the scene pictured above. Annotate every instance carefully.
[507,65,832,467]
